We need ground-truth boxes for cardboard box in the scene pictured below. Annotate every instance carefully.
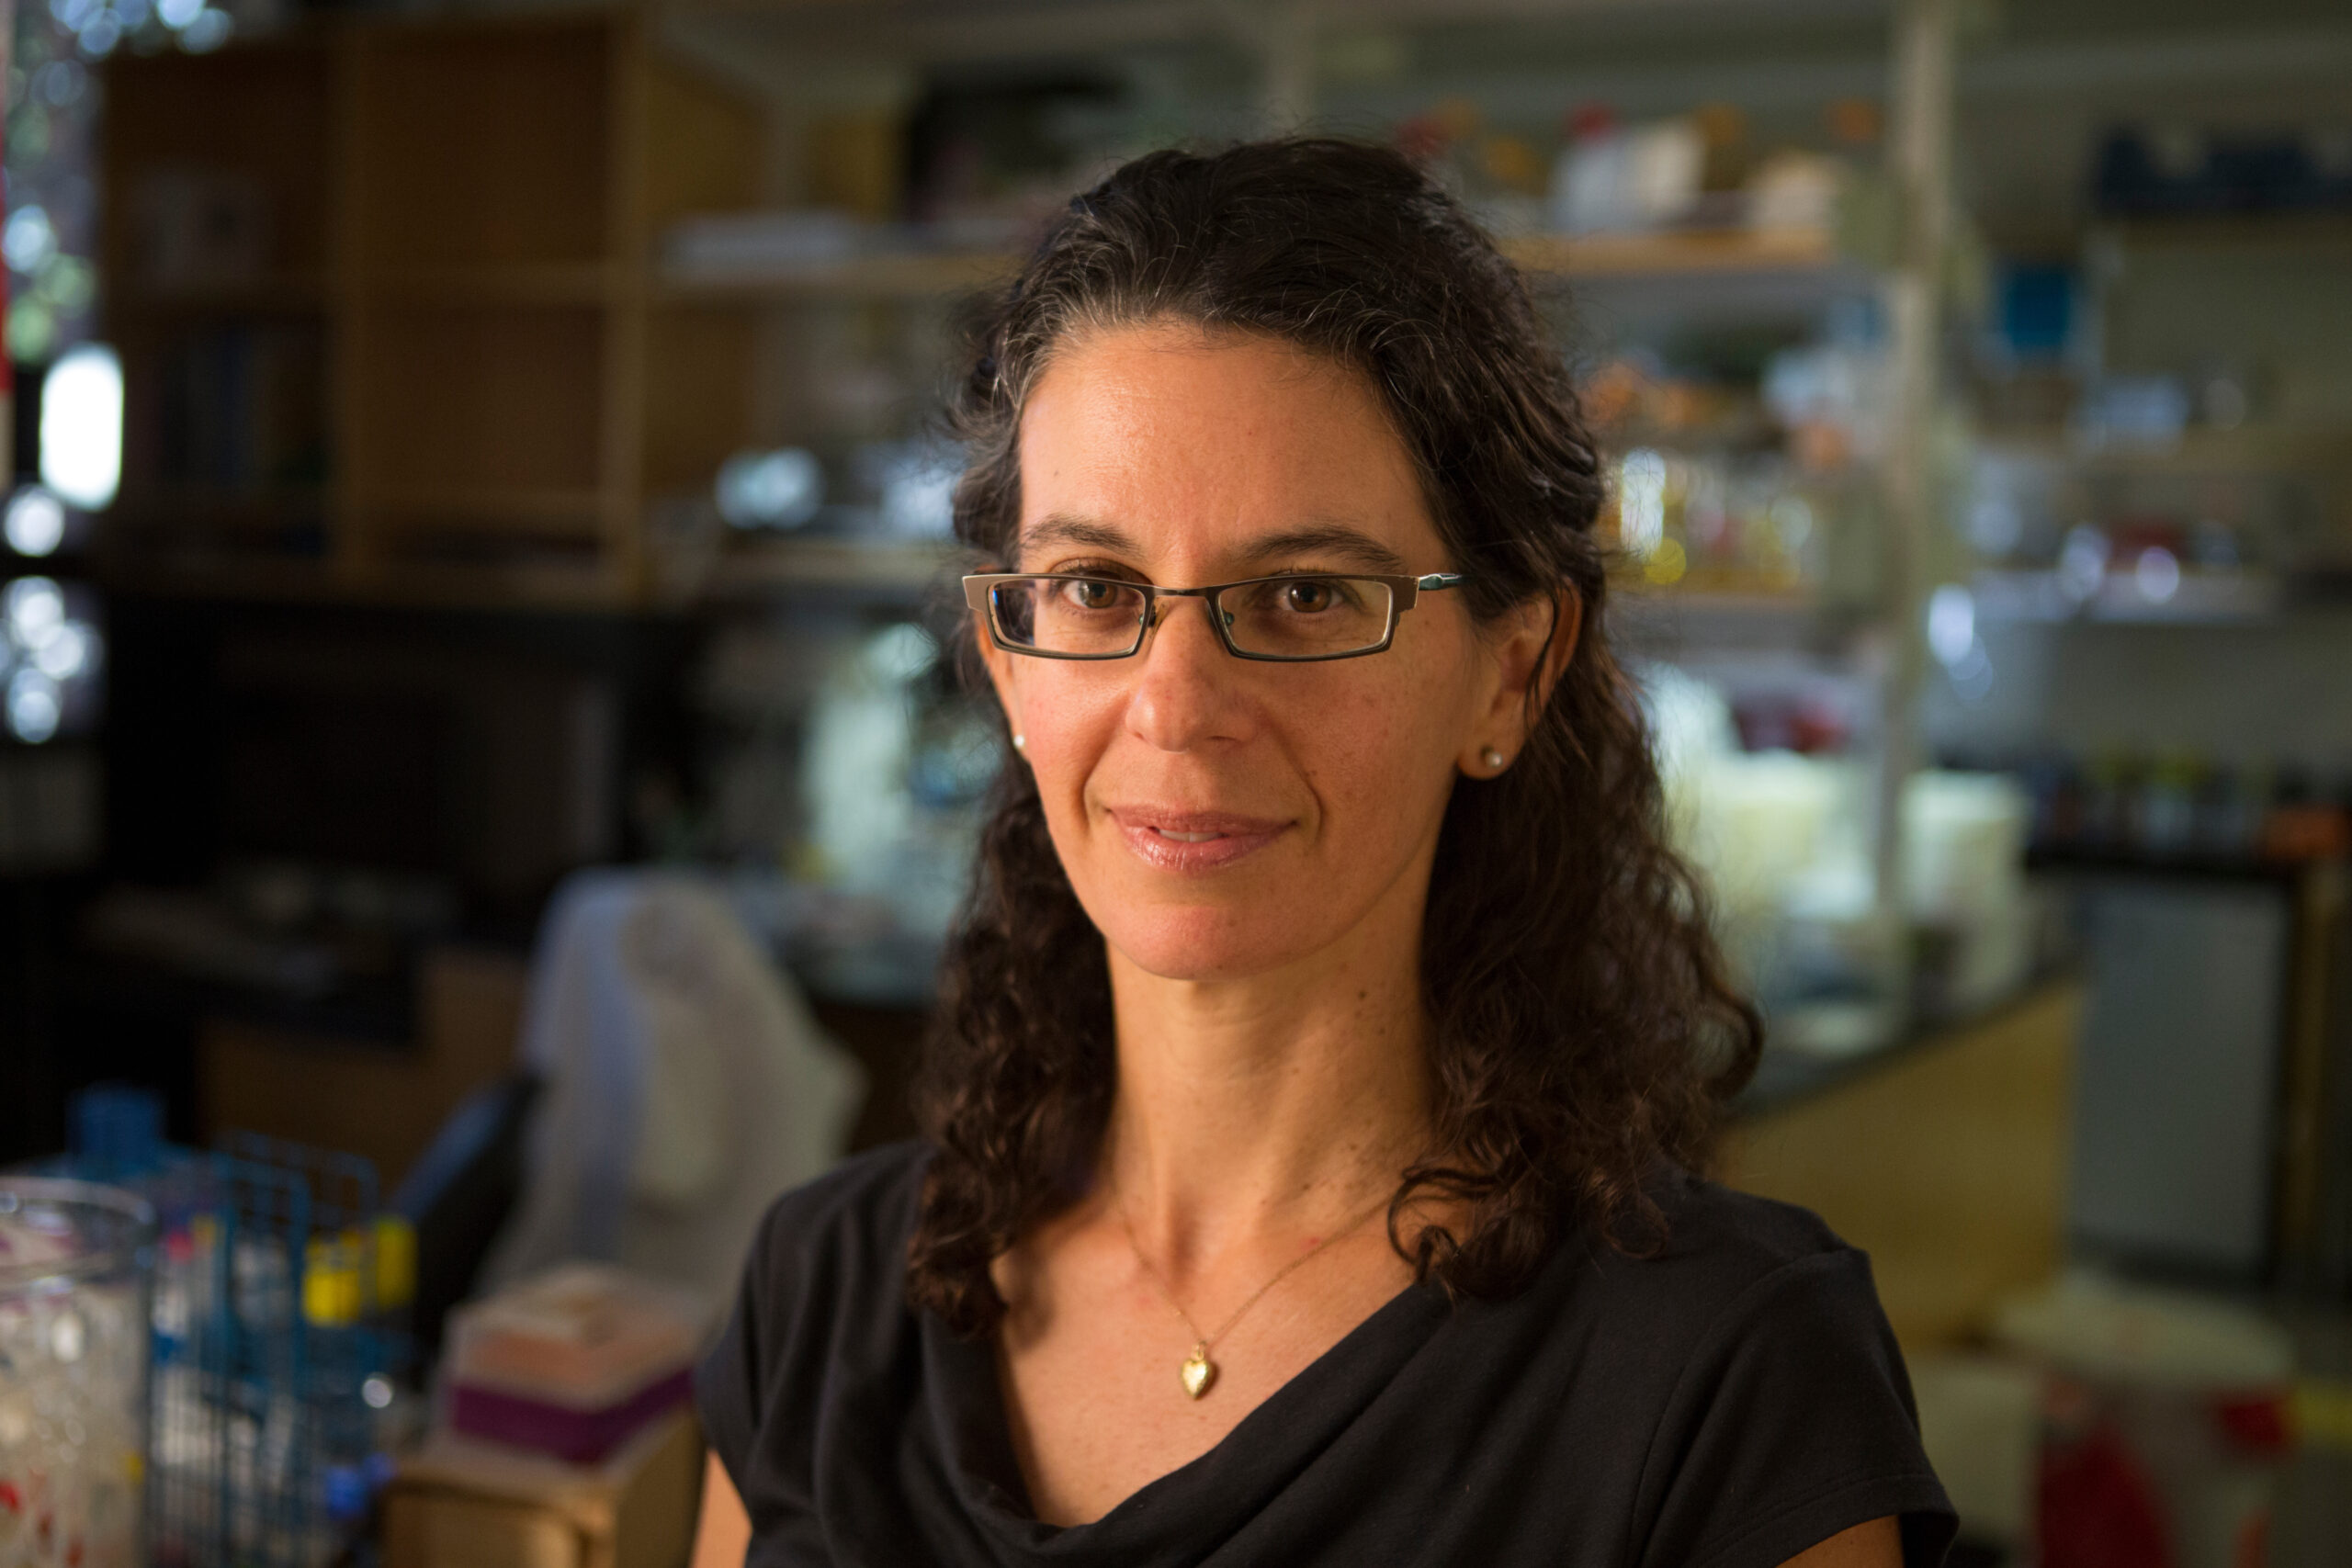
[385,1408,704,1568]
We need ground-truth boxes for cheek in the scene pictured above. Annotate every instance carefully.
[1009,637,1478,860]
[1006,668,1126,801]
[1291,671,1461,828]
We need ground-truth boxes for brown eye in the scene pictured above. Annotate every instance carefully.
[1283,580,1336,613]
[1062,580,1121,610]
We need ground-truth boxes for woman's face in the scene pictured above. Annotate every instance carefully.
[982,321,1535,985]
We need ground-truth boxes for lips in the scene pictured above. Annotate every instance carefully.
[1106,807,1290,873]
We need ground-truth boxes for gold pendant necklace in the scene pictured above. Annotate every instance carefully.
[1115,1188,1392,1401]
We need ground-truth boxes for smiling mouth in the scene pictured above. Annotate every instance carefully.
[1109,809,1290,872]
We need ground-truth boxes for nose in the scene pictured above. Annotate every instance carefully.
[1125,593,1250,753]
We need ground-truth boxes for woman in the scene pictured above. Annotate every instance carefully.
[692,140,1955,1568]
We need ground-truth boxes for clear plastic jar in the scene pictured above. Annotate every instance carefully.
[0,1179,155,1568]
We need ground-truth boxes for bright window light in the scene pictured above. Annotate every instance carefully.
[5,577,65,647]
[5,487,67,557]
[6,669,61,744]
[33,622,90,680]
[716,447,822,530]
[3,207,57,274]
[40,344,123,511]
[180,7,232,51]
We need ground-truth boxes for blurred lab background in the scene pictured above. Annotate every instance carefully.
[1,0,2348,1564]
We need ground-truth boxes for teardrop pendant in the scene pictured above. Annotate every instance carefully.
[1180,1346,1216,1399]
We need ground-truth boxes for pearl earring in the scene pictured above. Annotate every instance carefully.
[1012,733,1027,753]
[1480,747,1506,771]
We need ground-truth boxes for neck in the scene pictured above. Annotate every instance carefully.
[1100,886,1433,1275]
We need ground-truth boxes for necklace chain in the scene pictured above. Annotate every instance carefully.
[1114,1186,1394,1361]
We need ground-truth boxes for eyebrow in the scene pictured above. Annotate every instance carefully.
[1017,514,1410,575]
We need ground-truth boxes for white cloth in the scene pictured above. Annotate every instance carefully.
[483,869,865,1313]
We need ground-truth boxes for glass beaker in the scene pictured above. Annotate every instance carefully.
[0,1178,155,1568]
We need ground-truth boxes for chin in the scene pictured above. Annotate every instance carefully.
[1091,898,1332,984]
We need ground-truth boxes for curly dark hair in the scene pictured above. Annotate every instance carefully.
[907,138,1761,1337]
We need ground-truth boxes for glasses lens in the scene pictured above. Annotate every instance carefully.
[1218,577,1394,658]
[991,577,1148,656]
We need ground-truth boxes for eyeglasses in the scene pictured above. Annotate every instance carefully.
[963,571,1471,662]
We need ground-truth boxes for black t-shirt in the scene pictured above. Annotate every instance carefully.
[695,1141,1956,1568]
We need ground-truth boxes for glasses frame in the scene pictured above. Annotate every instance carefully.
[962,570,1473,662]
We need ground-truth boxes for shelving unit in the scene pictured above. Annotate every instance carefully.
[96,0,1982,1046]
[99,6,1922,618]
[67,0,2352,1333]
[1973,566,2288,626]
[1966,205,2352,631]
[619,0,1976,1055]
[101,35,334,582]
[101,11,766,608]
[651,223,1849,306]
[648,218,1870,610]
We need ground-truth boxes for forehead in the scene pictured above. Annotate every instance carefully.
[1012,321,1436,570]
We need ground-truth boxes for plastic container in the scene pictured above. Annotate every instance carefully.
[1994,1272,2296,1568]
[41,1094,415,1567]
[1904,770,2033,1015]
[442,1264,705,1463]
[0,1178,157,1568]
[151,1134,413,1568]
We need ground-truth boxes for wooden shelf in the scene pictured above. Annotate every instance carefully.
[98,17,1870,613]
[97,553,344,604]
[1979,423,2352,477]
[1502,227,1841,278]
[348,18,614,279]
[657,248,1019,302]
[360,556,633,611]
[1973,567,2288,626]
[700,536,962,598]
[115,276,332,312]
[1622,584,1826,615]
[664,0,1866,71]
[2100,214,2352,254]
[98,550,630,613]
[1603,579,1879,653]
[99,14,770,610]
[363,262,621,306]
[360,488,615,535]
[654,223,1846,304]
[114,487,331,527]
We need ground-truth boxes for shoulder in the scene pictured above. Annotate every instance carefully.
[706,1140,931,1398]
[695,1143,937,1544]
[1648,1163,1849,1266]
[1634,1172,1909,1409]
[1574,1166,1872,1323]
[1508,1168,1904,1418]
[1597,1176,1951,1568]
[742,1137,933,1292]
[1409,1175,1948,1562]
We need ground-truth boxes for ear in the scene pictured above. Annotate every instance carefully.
[1461,585,1581,776]
[1531,585,1582,712]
